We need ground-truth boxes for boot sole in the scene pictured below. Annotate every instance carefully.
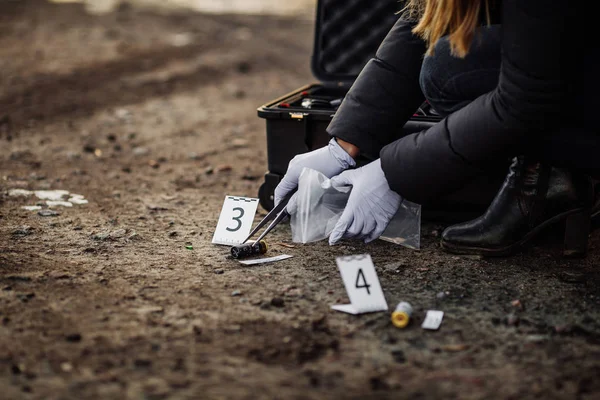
[440,207,588,257]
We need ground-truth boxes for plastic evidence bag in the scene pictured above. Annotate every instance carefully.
[290,168,421,249]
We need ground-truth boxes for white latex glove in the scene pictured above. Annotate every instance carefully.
[274,138,356,211]
[328,159,402,245]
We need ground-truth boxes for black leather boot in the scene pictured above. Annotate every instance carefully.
[441,157,594,257]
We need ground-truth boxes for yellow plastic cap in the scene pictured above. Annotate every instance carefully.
[391,311,410,328]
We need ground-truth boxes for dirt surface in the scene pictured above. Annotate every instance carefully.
[1,1,600,399]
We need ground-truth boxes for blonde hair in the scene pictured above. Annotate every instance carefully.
[404,0,491,58]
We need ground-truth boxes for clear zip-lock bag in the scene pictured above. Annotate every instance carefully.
[290,168,421,249]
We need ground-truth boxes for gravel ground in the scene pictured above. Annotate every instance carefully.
[1,1,600,399]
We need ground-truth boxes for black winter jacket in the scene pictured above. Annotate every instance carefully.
[327,0,588,204]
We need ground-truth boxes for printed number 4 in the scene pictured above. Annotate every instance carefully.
[355,268,371,295]
[226,207,245,232]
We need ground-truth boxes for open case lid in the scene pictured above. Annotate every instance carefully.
[311,0,404,86]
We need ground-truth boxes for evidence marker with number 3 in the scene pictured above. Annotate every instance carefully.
[391,301,413,328]
[231,240,268,259]
[212,196,259,246]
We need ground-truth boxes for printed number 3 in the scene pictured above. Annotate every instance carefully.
[226,207,245,232]
[355,268,371,295]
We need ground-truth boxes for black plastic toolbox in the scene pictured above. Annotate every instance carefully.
[257,0,506,222]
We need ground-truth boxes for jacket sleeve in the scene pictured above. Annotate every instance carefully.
[326,14,427,160]
[380,0,571,204]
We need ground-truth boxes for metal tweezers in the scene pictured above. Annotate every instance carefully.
[242,189,296,244]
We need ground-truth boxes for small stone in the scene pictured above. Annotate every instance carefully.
[237,61,251,74]
[60,362,73,372]
[270,297,285,308]
[12,226,33,236]
[511,299,524,310]
[525,334,549,343]
[115,108,131,121]
[38,210,60,217]
[441,344,469,352]
[133,147,149,156]
[391,350,406,363]
[231,290,242,297]
[554,324,573,334]
[216,164,232,173]
[506,313,520,326]
[203,166,214,175]
[94,149,103,157]
[110,229,127,239]
[436,291,447,299]
[17,293,35,302]
[169,231,178,237]
[214,269,224,275]
[66,151,81,160]
[65,333,82,342]
[134,359,152,368]
[92,231,111,241]
[148,160,160,169]
[127,232,141,241]
[231,138,248,148]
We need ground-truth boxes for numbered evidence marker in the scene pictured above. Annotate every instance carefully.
[331,254,388,315]
[212,196,259,246]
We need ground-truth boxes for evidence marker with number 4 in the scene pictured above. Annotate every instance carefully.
[391,301,413,328]
[231,240,268,259]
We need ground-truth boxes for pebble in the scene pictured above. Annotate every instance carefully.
[133,147,149,156]
[92,231,111,241]
[441,344,470,352]
[525,334,549,343]
[65,333,82,342]
[60,362,73,372]
[127,232,141,241]
[270,297,285,308]
[390,350,406,363]
[554,324,573,334]
[12,226,33,236]
[506,313,520,326]
[231,138,248,148]
[38,210,60,217]
[214,269,224,275]
[216,164,232,173]
[110,229,127,239]
[511,299,524,310]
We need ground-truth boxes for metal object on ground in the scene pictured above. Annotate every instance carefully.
[242,189,296,244]
[231,240,268,259]
[391,301,413,328]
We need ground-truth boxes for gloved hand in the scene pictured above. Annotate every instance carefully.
[328,159,402,245]
[274,138,356,210]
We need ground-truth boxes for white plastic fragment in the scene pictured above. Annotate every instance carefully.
[9,189,33,197]
[422,310,444,330]
[47,201,73,208]
[68,194,89,205]
[22,206,42,211]
[238,254,293,265]
[34,190,70,201]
